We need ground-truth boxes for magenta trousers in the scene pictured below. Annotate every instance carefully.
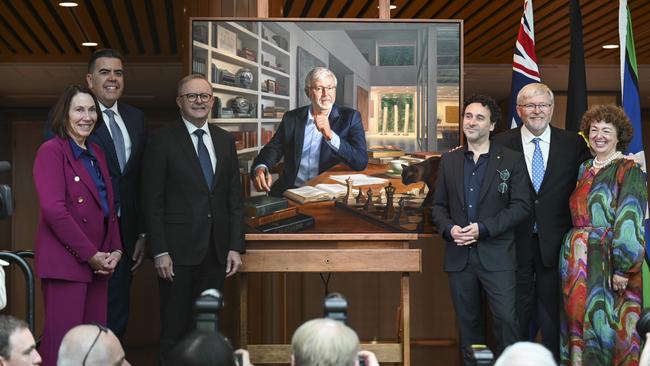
[38,278,108,366]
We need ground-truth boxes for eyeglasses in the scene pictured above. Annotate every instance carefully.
[82,323,108,366]
[180,93,213,103]
[310,86,336,94]
[518,103,552,111]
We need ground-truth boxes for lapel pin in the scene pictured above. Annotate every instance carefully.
[77,196,84,203]
[74,176,80,182]
[497,155,501,159]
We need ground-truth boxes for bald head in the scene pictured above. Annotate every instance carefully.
[57,324,129,366]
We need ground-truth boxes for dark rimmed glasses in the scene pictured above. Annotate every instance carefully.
[179,93,213,103]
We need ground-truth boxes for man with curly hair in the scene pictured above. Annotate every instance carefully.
[433,95,530,364]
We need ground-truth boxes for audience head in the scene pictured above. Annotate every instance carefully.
[86,48,124,107]
[291,318,360,366]
[516,83,554,136]
[494,342,556,366]
[50,85,101,142]
[462,95,500,144]
[175,74,214,127]
[0,315,41,366]
[57,324,129,366]
[580,104,633,154]
[304,67,337,113]
[166,331,235,366]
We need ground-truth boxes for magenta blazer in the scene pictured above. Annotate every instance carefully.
[33,136,122,282]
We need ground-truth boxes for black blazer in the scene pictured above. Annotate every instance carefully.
[90,102,146,256]
[44,102,146,256]
[142,119,245,266]
[493,126,590,267]
[251,104,368,196]
[432,143,530,272]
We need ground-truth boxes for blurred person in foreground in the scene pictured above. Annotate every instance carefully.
[166,330,253,366]
[560,105,646,365]
[0,315,42,366]
[57,324,129,366]
[291,318,378,366]
[33,85,122,365]
[494,342,556,366]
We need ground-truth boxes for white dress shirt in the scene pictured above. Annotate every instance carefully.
[100,102,132,162]
[520,124,551,181]
[182,118,217,172]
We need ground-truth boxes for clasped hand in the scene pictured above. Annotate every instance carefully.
[450,223,479,246]
[88,251,121,275]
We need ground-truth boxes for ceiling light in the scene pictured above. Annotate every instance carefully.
[602,44,619,49]
[82,42,98,47]
[58,2,78,7]
[376,5,397,9]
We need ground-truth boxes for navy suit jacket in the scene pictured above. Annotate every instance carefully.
[252,104,368,196]
[493,126,590,267]
[142,119,245,265]
[45,102,146,256]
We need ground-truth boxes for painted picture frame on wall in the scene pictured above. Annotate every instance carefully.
[216,25,237,55]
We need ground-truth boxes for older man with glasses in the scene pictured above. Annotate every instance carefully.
[57,323,129,366]
[493,82,591,360]
[252,66,368,196]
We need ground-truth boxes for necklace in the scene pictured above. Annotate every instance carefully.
[593,150,622,169]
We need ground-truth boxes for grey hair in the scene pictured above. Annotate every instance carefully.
[516,82,554,105]
[304,67,337,91]
[291,318,359,366]
[494,342,557,366]
[177,74,211,96]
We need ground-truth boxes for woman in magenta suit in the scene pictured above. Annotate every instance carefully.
[33,85,122,365]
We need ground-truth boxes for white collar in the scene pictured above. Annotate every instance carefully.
[100,101,119,116]
[521,124,551,144]
[182,117,210,136]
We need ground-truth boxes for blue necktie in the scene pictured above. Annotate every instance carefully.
[531,137,545,192]
[194,130,214,188]
[104,109,126,172]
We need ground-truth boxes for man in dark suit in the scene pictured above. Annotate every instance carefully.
[432,95,530,365]
[43,48,147,339]
[142,74,245,362]
[252,67,368,196]
[493,83,590,359]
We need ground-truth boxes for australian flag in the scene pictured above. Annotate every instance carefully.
[508,0,541,129]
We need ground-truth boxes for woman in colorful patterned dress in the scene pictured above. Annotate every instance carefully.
[560,104,646,366]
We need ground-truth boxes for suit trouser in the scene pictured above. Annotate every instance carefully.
[158,243,226,364]
[448,248,518,366]
[39,278,108,366]
[107,252,134,338]
[515,234,560,360]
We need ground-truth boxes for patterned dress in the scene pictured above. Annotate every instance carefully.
[560,158,647,366]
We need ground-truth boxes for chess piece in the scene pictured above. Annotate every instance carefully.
[363,188,373,211]
[344,177,353,204]
[383,183,396,220]
[355,186,364,205]
[392,197,406,224]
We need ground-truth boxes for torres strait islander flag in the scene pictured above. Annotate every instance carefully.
[508,0,541,129]
[619,0,650,305]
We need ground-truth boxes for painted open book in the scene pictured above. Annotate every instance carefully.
[283,183,354,204]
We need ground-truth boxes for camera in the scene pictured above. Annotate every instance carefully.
[0,161,12,219]
[323,292,348,324]
[323,293,366,366]
[194,288,223,333]
[637,308,650,338]
[467,344,494,365]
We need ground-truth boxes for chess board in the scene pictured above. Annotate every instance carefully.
[333,194,433,233]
